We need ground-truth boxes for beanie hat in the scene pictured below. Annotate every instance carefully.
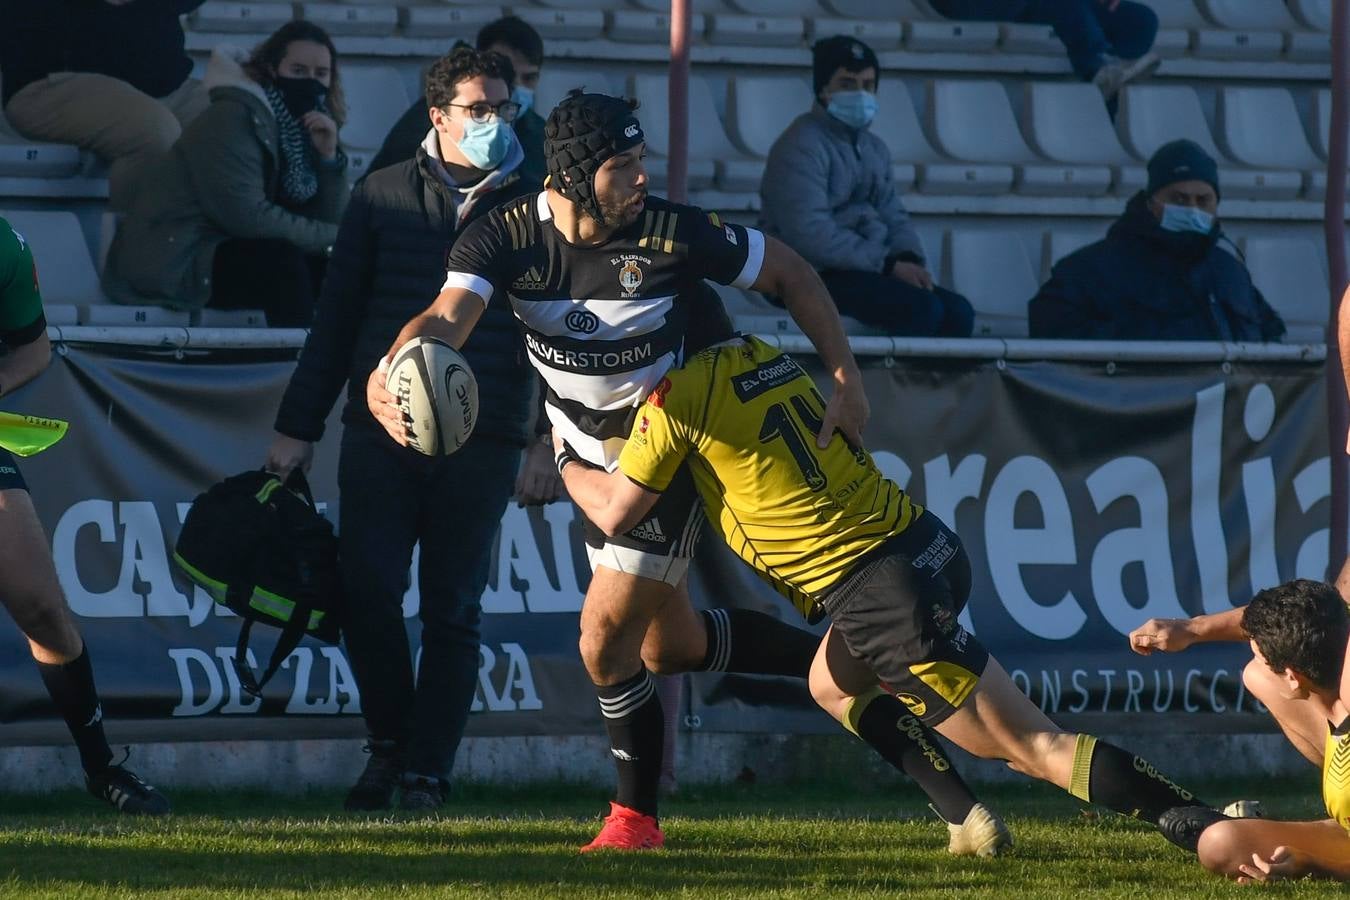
[811,35,880,97]
[544,90,644,226]
[1146,139,1220,200]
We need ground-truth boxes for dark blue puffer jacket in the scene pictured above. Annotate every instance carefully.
[1028,193,1285,342]
[274,146,535,445]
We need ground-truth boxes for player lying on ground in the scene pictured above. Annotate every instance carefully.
[557,333,1227,853]
[1184,580,1350,882]
[1129,569,1350,771]
[0,217,168,814]
[368,90,884,852]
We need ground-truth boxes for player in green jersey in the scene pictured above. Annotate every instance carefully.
[0,216,168,814]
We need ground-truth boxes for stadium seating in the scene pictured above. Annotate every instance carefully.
[1,0,1335,341]
[339,65,411,180]
[1313,88,1342,166]
[191,2,293,34]
[513,8,606,41]
[1022,82,1145,195]
[944,228,1040,337]
[1116,85,1303,200]
[874,81,1013,195]
[629,74,753,192]
[297,2,398,36]
[1216,86,1322,197]
[1,211,100,308]
[1289,0,1332,30]
[928,80,1112,197]
[727,75,809,162]
[401,6,504,39]
[1242,235,1329,342]
[609,11,709,44]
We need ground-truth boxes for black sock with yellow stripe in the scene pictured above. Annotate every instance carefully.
[1068,734,1207,822]
[845,688,976,824]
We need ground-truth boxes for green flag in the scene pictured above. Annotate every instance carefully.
[0,411,68,456]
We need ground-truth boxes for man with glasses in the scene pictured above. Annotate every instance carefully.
[265,46,536,812]
[367,16,547,188]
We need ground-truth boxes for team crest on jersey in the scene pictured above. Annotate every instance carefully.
[618,260,643,296]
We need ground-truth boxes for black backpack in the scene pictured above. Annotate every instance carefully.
[173,469,341,698]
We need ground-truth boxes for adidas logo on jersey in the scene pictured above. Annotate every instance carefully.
[511,266,547,290]
[630,518,667,544]
[611,748,637,761]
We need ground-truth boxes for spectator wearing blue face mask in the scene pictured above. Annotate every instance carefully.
[1029,139,1285,342]
[365,16,546,188]
[264,46,538,813]
[758,36,973,338]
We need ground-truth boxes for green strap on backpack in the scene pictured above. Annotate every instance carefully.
[173,468,341,698]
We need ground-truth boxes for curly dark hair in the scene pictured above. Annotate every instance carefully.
[425,46,515,111]
[1243,579,1349,691]
[243,20,346,126]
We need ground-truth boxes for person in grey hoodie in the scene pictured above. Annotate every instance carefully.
[104,21,348,326]
[759,36,972,338]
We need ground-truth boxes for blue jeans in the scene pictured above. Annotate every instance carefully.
[337,425,521,782]
[928,0,1159,79]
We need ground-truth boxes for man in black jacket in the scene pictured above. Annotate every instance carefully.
[265,47,541,812]
[366,16,547,187]
[1029,140,1285,342]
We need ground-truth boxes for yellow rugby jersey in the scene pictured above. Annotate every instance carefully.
[618,335,920,616]
[1324,720,1350,833]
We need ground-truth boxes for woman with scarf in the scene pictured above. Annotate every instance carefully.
[105,21,349,326]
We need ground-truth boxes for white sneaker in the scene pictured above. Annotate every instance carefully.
[1092,51,1162,101]
[946,803,1013,857]
[1222,799,1265,819]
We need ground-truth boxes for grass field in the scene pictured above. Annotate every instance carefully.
[0,777,1344,899]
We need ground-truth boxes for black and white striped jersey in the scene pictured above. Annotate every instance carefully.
[443,191,766,469]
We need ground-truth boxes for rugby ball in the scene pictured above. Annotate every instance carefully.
[385,336,478,456]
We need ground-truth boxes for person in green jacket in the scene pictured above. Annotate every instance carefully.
[104,21,349,326]
[0,217,169,814]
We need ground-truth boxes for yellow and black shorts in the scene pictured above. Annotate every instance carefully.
[819,511,988,726]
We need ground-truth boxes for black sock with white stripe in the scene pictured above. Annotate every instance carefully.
[35,645,113,775]
[596,667,664,817]
[698,608,819,679]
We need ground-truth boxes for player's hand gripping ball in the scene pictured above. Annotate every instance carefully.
[385,336,478,456]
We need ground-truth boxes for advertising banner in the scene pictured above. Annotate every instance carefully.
[0,346,1327,741]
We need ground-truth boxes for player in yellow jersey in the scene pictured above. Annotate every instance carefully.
[558,334,1225,853]
[1186,580,1350,882]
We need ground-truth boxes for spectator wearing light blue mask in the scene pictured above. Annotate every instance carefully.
[265,44,539,813]
[365,16,547,188]
[758,36,974,338]
[1029,139,1285,342]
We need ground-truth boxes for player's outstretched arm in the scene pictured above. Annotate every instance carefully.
[366,287,487,445]
[1128,606,1248,655]
[554,433,659,536]
[750,236,868,449]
